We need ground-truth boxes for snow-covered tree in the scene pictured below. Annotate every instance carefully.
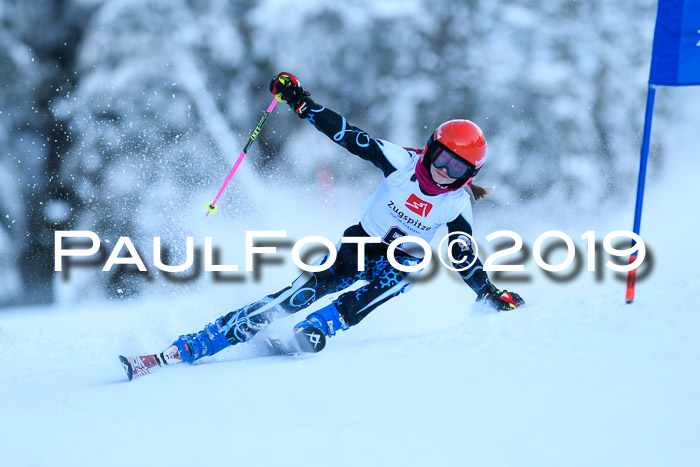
[0,0,673,305]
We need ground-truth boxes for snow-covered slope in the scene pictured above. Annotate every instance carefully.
[2,89,699,467]
[1,276,699,467]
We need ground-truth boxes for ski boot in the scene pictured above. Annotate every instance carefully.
[172,320,230,363]
[119,320,230,381]
[293,304,348,352]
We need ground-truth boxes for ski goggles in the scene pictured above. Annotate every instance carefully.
[430,146,474,179]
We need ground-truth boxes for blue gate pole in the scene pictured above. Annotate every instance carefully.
[626,84,657,304]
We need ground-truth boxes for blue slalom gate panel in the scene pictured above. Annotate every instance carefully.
[649,0,700,86]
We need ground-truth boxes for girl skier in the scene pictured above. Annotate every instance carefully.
[120,72,524,380]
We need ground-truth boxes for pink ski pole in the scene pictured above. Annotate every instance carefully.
[205,97,279,216]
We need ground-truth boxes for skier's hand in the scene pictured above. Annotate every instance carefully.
[476,284,524,311]
[270,72,311,117]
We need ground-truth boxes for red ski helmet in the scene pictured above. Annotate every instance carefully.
[420,119,487,189]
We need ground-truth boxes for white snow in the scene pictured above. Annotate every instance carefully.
[44,199,72,224]
[3,85,700,467]
[1,270,698,466]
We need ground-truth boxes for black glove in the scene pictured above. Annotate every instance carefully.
[476,283,525,311]
[270,72,311,118]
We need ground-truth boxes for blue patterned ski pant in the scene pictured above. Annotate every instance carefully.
[216,223,421,346]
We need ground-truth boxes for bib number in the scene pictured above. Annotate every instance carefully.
[383,226,407,244]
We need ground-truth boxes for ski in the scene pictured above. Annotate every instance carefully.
[119,345,182,382]
[252,325,326,356]
[119,327,325,381]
